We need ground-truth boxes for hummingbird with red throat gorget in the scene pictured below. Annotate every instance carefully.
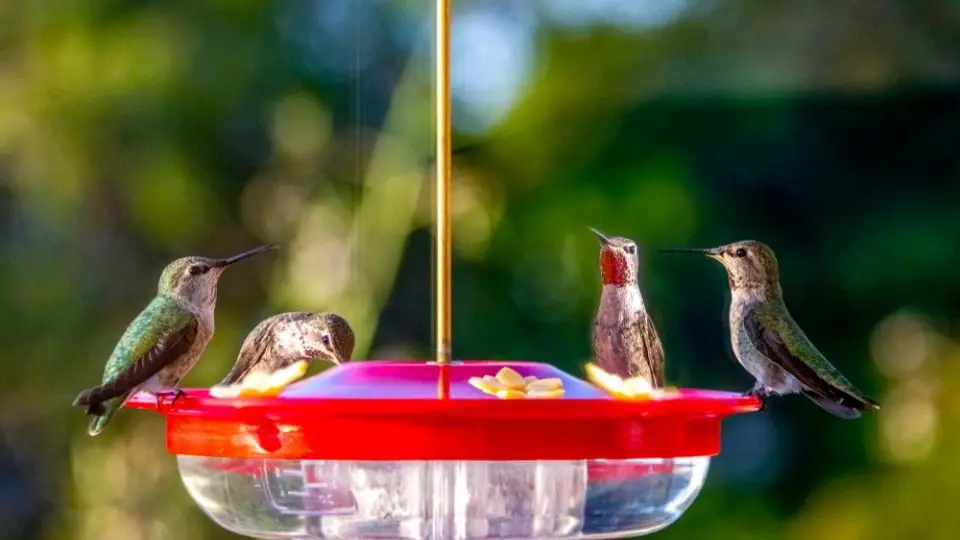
[591,228,665,388]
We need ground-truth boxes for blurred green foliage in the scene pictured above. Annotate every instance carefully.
[1,0,959,539]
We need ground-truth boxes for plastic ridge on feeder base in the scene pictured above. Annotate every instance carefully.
[125,360,761,539]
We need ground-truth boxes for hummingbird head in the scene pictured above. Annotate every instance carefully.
[157,245,278,307]
[301,313,355,365]
[663,240,780,291]
[591,228,640,287]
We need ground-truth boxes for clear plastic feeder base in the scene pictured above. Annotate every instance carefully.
[178,456,710,540]
[126,362,759,539]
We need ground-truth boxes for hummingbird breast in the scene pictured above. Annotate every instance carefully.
[593,285,664,385]
[596,285,646,326]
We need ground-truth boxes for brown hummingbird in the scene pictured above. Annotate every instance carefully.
[663,240,880,418]
[590,229,665,388]
[72,245,278,436]
[218,312,355,385]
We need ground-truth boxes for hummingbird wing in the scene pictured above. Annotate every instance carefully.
[218,316,280,385]
[73,296,199,409]
[742,305,880,415]
[635,313,666,387]
[593,313,666,388]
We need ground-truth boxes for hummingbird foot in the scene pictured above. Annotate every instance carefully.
[169,388,188,405]
[742,384,769,410]
[156,389,188,407]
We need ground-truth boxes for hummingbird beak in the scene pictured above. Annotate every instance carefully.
[322,345,346,365]
[661,246,725,261]
[211,244,279,268]
[590,228,611,245]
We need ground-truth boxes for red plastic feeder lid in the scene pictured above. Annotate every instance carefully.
[126,361,760,461]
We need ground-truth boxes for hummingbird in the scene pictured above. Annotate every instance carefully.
[590,228,665,388]
[218,312,355,385]
[72,244,278,436]
[663,240,880,419]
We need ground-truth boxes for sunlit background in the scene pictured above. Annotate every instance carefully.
[1,0,959,539]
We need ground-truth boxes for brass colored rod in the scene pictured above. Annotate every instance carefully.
[434,0,452,364]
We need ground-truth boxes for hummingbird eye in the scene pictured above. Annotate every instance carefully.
[735,248,748,258]
[624,244,636,255]
[188,264,209,275]
[321,334,331,347]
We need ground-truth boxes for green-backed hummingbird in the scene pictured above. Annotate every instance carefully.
[72,244,278,435]
[591,229,665,388]
[663,240,880,418]
[218,312,355,385]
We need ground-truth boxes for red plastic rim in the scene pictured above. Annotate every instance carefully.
[125,361,760,460]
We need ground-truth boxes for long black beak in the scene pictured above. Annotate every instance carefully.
[590,228,611,245]
[211,244,279,268]
[661,246,724,259]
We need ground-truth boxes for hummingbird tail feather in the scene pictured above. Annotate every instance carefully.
[802,390,862,420]
[72,389,92,407]
[73,388,107,416]
[825,382,881,412]
[87,398,121,437]
[834,381,881,411]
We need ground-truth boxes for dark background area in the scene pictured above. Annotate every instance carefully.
[1,1,958,539]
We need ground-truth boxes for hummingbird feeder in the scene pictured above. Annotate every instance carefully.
[125,1,761,538]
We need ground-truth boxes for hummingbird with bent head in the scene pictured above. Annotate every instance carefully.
[72,244,278,436]
[218,312,355,385]
[590,229,665,388]
[663,240,880,419]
